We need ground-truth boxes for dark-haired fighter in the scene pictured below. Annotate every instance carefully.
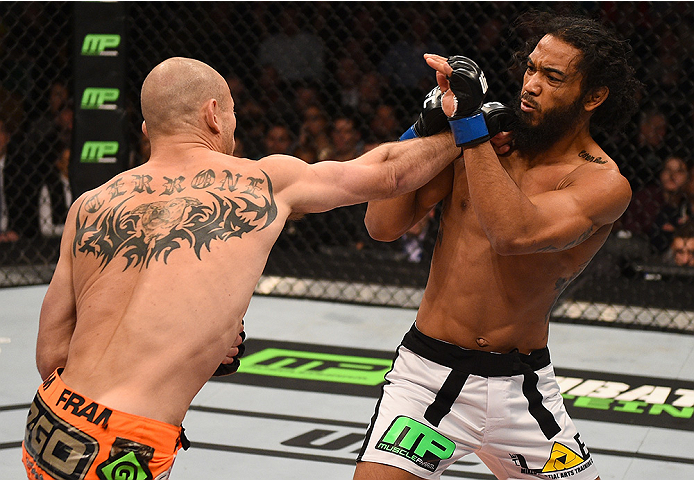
[22,56,462,480]
[355,13,639,480]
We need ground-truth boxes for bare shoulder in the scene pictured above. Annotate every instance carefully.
[565,154,630,194]
[255,154,312,191]
[561,152,632,221]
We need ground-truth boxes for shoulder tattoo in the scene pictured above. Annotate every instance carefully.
[578,150,607,164]
[73,169,277,270]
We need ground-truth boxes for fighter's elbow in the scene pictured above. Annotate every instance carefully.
[382,163,401,198]
[364,215,402,242]
[488,231,530,256]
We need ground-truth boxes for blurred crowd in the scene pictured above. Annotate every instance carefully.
[1,1,694,269]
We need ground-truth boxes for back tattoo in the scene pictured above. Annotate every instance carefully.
[72,168,277,270]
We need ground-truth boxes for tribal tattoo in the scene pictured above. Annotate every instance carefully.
[73,169,277,270]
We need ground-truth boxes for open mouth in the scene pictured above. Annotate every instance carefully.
[520,98,539,112]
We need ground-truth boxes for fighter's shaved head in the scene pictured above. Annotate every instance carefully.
[141,57,232,138]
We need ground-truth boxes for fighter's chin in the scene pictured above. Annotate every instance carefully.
[518,109,540,126]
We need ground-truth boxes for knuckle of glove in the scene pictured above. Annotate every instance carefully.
[212,331,247,377]
[414,86,449,137]
[446,56,488,118]
[213,358,240,377]
[481,102,518,136]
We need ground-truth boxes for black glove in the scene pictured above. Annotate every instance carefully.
[481,101,518,140]
[447,55,488,118]
[399,86,449,140]
[212,329,246,377]
[443,56,495,147]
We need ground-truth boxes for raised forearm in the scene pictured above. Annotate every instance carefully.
[463,143,537,253]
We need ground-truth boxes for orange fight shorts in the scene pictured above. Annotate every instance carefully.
[22,369,188,480]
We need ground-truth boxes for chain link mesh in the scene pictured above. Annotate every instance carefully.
[1,2,692,332]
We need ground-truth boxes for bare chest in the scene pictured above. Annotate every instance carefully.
[448,159,577,216]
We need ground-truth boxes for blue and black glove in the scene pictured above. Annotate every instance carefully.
[400,86,449,140]
[445,55,512,148]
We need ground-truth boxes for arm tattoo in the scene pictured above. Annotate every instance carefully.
[73,170,277,270]
[554,260,590,293]
[535,226,594,253]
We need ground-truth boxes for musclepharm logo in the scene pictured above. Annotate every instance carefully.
[82,34,121,56]
[81,141,119,164]
[81,88,120,110]
[238,348,392,385]
[376,416,455,472]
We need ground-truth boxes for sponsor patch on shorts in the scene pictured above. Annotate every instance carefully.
[96,450,153,480]
[510,433,594,478]
[24,394,99,480]
[375,416,455,472]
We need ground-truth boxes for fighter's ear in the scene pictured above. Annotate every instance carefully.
[584,86,609,112]
[203,98,221,134]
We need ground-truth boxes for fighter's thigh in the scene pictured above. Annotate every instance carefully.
[358,350,482,478]
[354,461,423,480]
[477,367,599,480]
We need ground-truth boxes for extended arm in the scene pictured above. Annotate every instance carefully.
[263,131,460,215]
[36,209,78,379]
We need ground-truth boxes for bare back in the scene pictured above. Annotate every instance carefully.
[60,152,287,424]
[416,151,622,354]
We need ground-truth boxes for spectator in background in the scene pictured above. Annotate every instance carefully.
[328,113,364,162]
[254,64,296,128]
[5,83,74,239]
[24,80,70,149]
[356,71,388,123]
[398,209,435,263]
[0,118,18,243]
[685,162,694,222]
[294,105,331,163]
[334,56,361,111]
[378,9,445,108]
[620,155,689,254]
[631,108,670,189]
[234,94,267,160]
[364,104,402,151]
[292,83,323,117]
[664,222,694,267]
[258,5,325,85]
[649,156,690,254]
[261,124,295,156]
[39,146,72,238]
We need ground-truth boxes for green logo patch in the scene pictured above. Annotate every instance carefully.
[80,141,119,163]
[376,416,455,472]
[96,451,152,480]
[82,34,121,56]
[81,88,120,110]
[238,348,392,385]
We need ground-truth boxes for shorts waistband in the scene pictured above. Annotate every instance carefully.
[402,324,551,376]
[38,369,183,451]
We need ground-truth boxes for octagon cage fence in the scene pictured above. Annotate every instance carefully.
[0,1,693,333]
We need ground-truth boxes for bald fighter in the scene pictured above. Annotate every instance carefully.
[22,57,462,480]
[355,13,640,480]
